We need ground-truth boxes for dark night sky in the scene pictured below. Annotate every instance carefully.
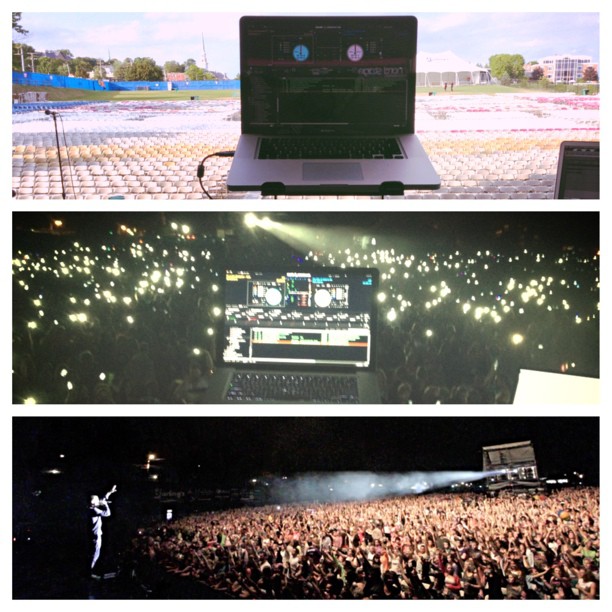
[13,417,599,489]
[12,211,600,252]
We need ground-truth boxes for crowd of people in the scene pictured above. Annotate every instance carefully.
[13,224,224,404]
[12,214,599,404]
[124,488,599,599]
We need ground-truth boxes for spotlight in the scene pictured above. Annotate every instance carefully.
[244,213,258,228]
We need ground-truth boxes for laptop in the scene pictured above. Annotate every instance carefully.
[205,266,381,403]
[226,15,440,196]
[554,141,600,199]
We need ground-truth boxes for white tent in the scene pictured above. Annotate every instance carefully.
[416,51,491,87]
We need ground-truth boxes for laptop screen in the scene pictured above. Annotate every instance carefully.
[240,16,417,135]
[554,141,600,199]
[220,267,378,369]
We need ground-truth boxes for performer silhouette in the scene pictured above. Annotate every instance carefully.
[89,484,116,575]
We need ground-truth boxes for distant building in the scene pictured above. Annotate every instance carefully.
[41,50,72,61]
[166,72,188,82]
[87,64,115,81]
[535,55,598,84]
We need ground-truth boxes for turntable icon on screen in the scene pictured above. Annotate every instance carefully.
[293,44,310,61]
[347,44,364,62]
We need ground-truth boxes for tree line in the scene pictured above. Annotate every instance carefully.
[12,12,230,81]
[12,44,228,82]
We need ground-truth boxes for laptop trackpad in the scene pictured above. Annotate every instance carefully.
[303,162,363,181]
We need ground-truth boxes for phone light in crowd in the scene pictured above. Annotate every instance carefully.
[511,333,524,345]
[126,315,134,324]
[386,308,397,322]
[101,290,117,304]
[377,292,386,303]
[24,397,37,405]
[27,321,37,330]
[206,327,214,336]
[212,306,222,317]
[193,348,201,356]
[425,329,433,338]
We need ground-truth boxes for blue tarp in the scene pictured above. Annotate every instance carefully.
[13,71,240,91]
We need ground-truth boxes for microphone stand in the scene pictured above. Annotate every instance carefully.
[46,110,67,199]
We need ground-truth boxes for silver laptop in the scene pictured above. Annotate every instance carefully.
[227,15,440,196]
[205,266,381,403]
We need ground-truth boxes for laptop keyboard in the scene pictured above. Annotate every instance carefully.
[226,372,359,403]
[258,137,404,160]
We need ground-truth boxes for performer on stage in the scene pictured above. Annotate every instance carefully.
[89,484,116,574]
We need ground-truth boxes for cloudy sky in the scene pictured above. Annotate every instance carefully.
[14,5,600,79]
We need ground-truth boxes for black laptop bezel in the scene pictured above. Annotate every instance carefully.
[239,15,418,137]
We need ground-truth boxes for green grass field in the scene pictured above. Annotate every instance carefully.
[417,84,532,95]
[13,84,239,102]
